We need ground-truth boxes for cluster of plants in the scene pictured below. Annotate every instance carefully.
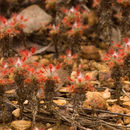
[0,0,130,129]
[0,13,28,57]
[103,38,130,103]
[0,36,129,125]
[0,0,129,56]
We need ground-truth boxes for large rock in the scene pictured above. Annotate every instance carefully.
[11,120,31,130]
[19,4,52,33]
[81,45,101,61]
[111,28,121,43]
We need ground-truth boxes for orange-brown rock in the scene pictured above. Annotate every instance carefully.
[81,45,101,61]
[83,91,108,110]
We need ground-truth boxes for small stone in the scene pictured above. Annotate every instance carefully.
[11,120,31,130]
[59,87,70,93]
[5,89,15,94]
[12,108,20,118]
[53,99,66,106]
[23,100,28,105]
[40,100,44,104]
[40,58,49,65]
[12,101,18,105]
[81,45,101,61]
[32,56,39,61]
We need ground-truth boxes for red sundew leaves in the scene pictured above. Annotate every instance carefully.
[55,63,61,70]
[83,25,88,29]
[40,85,44,89]
[117,0,123,3]
[24,78,31,83]
[68,59,72,64]
[70,85,74,92]
[22,64,28,68]
[92,0,101,7]
[117,58,123,63]
[9,68,15,73]
[9,21,16,26]
[75,12,81,17]
[84,75,91,80]
[76,17,81,23]
[124,38,129,43]
[0,79,4,84]
[68,77,73,82]
[2,70,8,75]
[103,57,110,61]
[7,79,14,84]
[53,76,60,82]
[62,7,68,13]
[48,64,53,71]
[88,84,94,91]
[72,54,77,58]
[13,28,20,34]
[38,69,44,74]
[33,62,39,67]
[42,65,46,71]
[21,49,29,57]
[20,15,23,20]
[38,77,46,83]
[23,18,28,22]
[67,85,74,92]
[75,5,80,11]
[109,62,114,68]
[118,50,126,57]
[19,24,25,29]
[77,71,80,76]
[78,78,82,83]
[68,29,74,35]
[60,55,65,59]
[114,43,122,49]
[66,21,72,27]
[66,50,71,55]
[0,16,7,24]
[8,58,14,64]
[6,29,12,34]
[62,17,67,24]
[12,13,17,18]
[22,57,26,62]
[109,49,114,54]
[105,53,111,58]
[127,48,130,52]
[31,47,36,54]
[1,61,6,66]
